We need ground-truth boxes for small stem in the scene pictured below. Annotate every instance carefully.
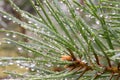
[67,48,76,61]
[107,57,112,67]
[91,46,101,66]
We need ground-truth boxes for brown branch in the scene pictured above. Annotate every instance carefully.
[11,9,28,42]
[67,48,76,61]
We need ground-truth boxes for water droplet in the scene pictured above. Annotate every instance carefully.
[9,62,14,65]
[6,33,10,36]
[31,68,35,71]
[110,4,113,6]
[108,23,111,26]
[76,7,80,10]
[28,51,33,57]
[13,7,16,10]
[90,16,94,19]
[36,26,40,29]
[12,21,16,23]
[112,12,116,15]
[34,23,38,26]
[3,15,7,18]
[37,70,40,72]
[17,63,20,66]
[67,9,70,13]
[45,64,51,67]
[25,67,29,70]
[105,16,108,19]
[7,41,11,44]
[100,14,103,17]
[0,62,3,65]
[115,5,119,7]
[28,50,32,53]
[18,47,22,51]
[30,64,35,67]
[31,0,35,4]
[82,60,87,63]
[96,20,100,25]
[16,60,21,64]
[28,21,32,24]
[20,66,24,68]
[15,10,18,12]
[80,9,83,12]
[60,1,63,4]
[64,78,68,80]
[39,18,42,21]
[8,18,12,20]
[85,14,91,18]
[82,27,84,30]
[92,37,95,41]
[43,0,46,3]
[12,35,16,38]
[99,35,102,37]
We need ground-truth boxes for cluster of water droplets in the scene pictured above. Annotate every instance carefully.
[5,59,38,74]
[3,15,13,23]
[2,14,18,28]
[0,59,30,71]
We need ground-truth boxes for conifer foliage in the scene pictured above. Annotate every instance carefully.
[0,0,120,80]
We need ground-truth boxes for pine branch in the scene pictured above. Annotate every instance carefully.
[0,0,120,79]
